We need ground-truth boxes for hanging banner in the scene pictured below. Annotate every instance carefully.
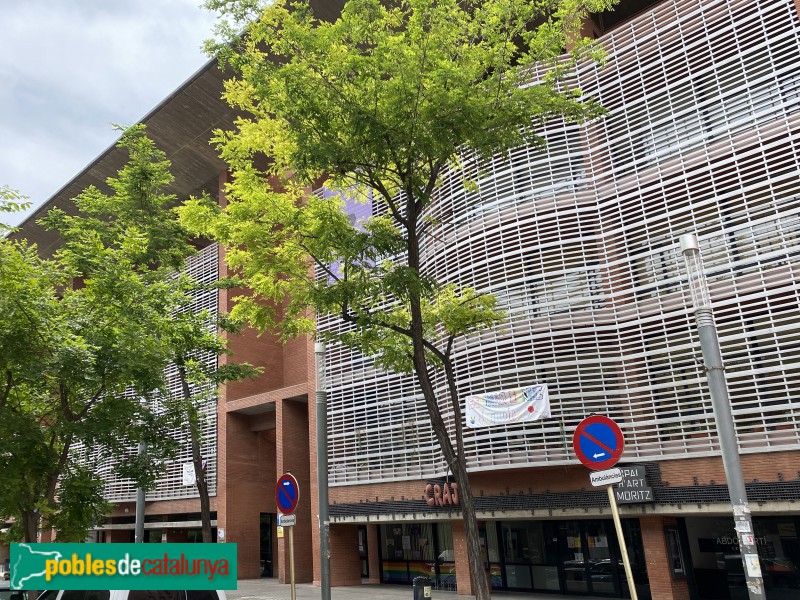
[465,384,550,428]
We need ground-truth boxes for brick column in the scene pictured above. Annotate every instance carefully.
[639,516,689,600]
[304,333,322,587]
[451,520,474,597]
[276,397,312,583]
[329,524,363,586]
[218,412,271,578]
[367,524,381,584]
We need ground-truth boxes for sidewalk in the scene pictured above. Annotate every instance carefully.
[228,579,610,600]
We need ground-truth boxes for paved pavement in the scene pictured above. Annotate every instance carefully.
[0,576,609,600]
[228,579,609,600]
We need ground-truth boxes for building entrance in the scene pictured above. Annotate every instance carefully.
[558,520,620,596]
[260,513,273,577]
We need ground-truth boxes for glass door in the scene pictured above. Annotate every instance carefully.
[499,521,561,592]
[558,520,619,596]
[584,521,615,595]
[259,513,273,577]
[358,525,369,578]
[561,522,589,594]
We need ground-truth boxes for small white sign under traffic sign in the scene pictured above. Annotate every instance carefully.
[590,467,623,487]
[278,513,297,527]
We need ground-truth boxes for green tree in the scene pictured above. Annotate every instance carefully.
[0,208,178,542]
[166,293,260,543]
[0,186,31,234]
[0,127,254,543]
[39,125,258,543]
[190,0,611,595]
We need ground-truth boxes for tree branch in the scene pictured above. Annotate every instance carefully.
[1,370,12,406]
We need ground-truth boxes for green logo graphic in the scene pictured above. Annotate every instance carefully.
[10,543,237,590]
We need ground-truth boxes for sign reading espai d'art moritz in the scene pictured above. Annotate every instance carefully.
[465,385,550,428]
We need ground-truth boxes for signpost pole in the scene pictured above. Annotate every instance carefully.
[276,473,300,600]
[289,525,296,600]
[606,485,638,600]
[315,342,331,600]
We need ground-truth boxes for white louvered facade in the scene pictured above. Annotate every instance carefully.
[321,0,800,485]
[99,243,220,502]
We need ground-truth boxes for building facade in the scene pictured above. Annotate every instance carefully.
[11,0,800,599]
[320,0,800,598]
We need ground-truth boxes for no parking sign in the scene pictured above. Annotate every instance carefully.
[276,473,300,515]
[572,415,624,471]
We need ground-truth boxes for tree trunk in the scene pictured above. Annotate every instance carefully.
[21,510,39,543]
[189,406,213,543]
[406,222,491,600]
[23,510,41,600]
[178,364,213,543]
[409,345,491,600]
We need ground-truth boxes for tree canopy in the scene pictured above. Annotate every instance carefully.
[0,126,254,542]
[187,0,612,596]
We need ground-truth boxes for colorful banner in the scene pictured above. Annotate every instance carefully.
[465,385,550,428]
[10,543,237,590]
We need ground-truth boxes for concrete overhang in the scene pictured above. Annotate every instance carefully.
[9,57,237,258]
[10,0,346,258]
[329,502,800,524]
[97,520,218,531]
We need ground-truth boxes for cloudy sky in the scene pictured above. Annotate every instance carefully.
[0,1,220,228]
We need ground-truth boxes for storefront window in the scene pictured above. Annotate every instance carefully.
[481,524,502,589]
[501,521,560,592]
[753,519,800,593]
[685,516,800,599]
[379,523,435,584]
[435,522,456,591]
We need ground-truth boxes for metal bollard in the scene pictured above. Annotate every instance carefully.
[413,577,432,600]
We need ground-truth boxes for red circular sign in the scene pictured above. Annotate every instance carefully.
[572,415,625,471]
[276,473,300,515]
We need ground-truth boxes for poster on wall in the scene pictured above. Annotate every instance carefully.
[182,463,195,486]
[465,385,550,428]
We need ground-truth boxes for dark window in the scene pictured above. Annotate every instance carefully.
[128,592,183,600]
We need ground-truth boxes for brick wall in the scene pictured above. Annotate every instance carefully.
[105,530,133,543]
[218,412,273,578]
[276,398,312,583]
[328,451,800,506]
[659,450,800,487]
[367,524,380,584]
[329,524,363,586]
[640,516,690,600]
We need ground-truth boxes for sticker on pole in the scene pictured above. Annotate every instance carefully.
[276,473,300,515]
[573,415,624,471]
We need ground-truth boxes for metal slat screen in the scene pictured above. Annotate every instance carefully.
[97,243,220,502]
[320,0,800,485]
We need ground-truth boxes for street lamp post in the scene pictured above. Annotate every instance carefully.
[315,341,331,600]
[679,234,764,598]
[134,441,146,543]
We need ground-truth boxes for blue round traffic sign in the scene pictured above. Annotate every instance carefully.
[572,415,624,471]
[276,473,300,515]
